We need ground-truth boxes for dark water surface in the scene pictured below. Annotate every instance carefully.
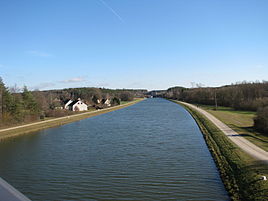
[0,98,229,200]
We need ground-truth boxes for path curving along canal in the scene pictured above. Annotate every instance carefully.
[179,101,268,164]
[0,98,229,200]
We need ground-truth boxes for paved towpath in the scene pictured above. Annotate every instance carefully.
[180,101,268,164]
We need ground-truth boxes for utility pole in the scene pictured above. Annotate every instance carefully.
[214,90,218,111]
[0,77,4,122]
[0,87,2,121]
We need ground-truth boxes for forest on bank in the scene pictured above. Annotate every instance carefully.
[164,81,268,134]
[0,77,146,127]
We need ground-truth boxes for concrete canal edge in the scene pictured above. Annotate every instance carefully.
[0,177,31,201]
[0,99,144,141]
[170,100,268,201]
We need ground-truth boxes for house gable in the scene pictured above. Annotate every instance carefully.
[64,100,73,109]
[70,100,88,111]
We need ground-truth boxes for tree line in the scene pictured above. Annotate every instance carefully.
[0,77,146,127]
[0,78,40,126]
[164,81,268,134]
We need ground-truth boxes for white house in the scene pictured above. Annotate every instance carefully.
[103,99,111,107]
[64,98,88,111]
[64,100,73,109]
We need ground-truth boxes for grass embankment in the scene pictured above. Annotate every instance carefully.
[172,101,268,201]
[0,99,144,141]
[198,105,268,152]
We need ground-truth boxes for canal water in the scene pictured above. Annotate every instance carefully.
[0,98,229,200]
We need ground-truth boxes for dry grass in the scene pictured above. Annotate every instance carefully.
[198,105,268,152]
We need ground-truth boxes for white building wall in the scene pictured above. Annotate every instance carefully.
[72,101,88,111]
[104,99,111,107]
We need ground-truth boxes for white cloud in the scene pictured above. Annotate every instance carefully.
[31,82,56,90]
[60,77,86,83]
[255,64,265,70]
[26,50,52,57]
[27,77,87,90]
[95,82,110,87]
[246,64,266,72]
[127,82,145,88]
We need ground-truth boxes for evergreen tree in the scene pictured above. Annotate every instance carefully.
[22,86,39,113]
[0,77,12,122]
[11,95,24,122]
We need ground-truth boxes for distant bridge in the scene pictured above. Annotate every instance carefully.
[147,90,167,98]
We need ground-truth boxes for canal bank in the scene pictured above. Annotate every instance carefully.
[171,100,268,201]
[0,99,144,141]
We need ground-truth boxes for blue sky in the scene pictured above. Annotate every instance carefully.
[0,0,267,90]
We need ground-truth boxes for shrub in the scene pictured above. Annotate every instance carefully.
[120,92,134,101]
[111,97,120,106]
[254,106,268,134]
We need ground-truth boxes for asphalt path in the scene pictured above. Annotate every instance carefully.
[180,101,268,164]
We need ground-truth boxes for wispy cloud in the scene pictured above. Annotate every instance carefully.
[26,50,52,57]
[247,64,266,73]
[95,82,110,87]
[28,77,87,90]
[97,0,124,23]
[31,82,56,90]
[127,82,145,88]
[60,77,87,83]
[255,64,265,70]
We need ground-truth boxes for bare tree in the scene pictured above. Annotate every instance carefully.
[9,84,21,93]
